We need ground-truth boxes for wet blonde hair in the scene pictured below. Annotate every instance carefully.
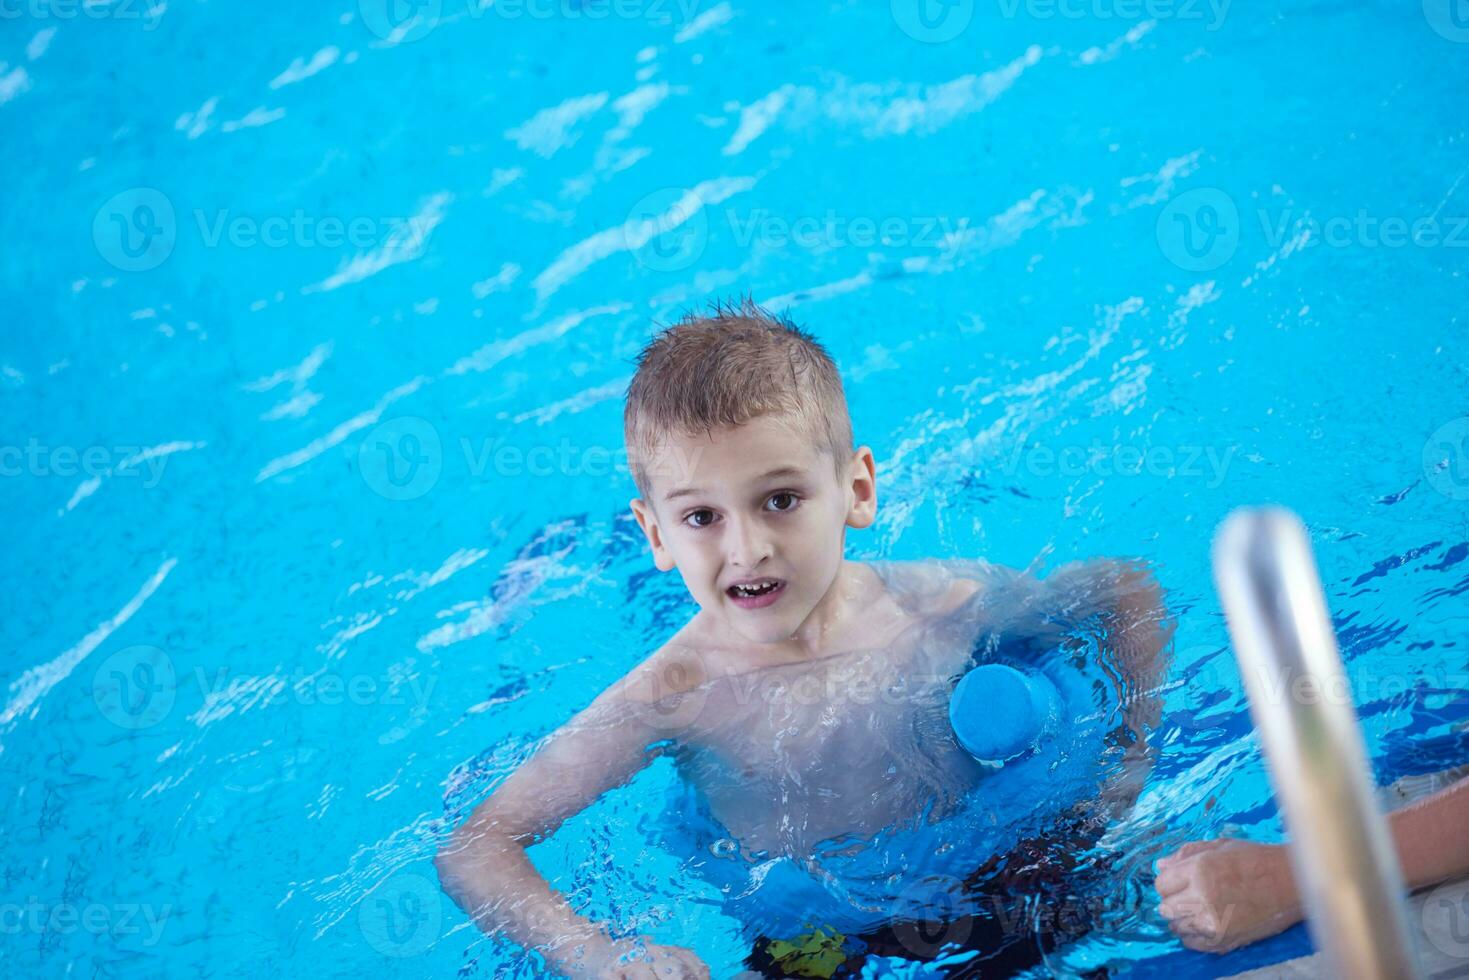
[623,296,853,502]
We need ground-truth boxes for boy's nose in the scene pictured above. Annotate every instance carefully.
[726,516,773,568]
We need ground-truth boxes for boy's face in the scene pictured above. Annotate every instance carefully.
[630,414,876,647]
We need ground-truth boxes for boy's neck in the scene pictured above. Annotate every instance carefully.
[790,558,879,655]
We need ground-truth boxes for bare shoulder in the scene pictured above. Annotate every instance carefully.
[612,622,717,706]
[872,560,986,619]
[933,576,984,616]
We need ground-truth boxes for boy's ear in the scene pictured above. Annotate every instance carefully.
[845,446,877,530]
[629,498,677,572]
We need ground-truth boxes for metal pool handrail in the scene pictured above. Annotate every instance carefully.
[1212,507,1422,980]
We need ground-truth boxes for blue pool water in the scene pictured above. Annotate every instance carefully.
[4,1,1468,976]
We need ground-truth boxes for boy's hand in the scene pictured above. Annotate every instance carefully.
[555,935,711,979]
[1154,839,1302,953]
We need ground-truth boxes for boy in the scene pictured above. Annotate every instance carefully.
[435,297,1172,978]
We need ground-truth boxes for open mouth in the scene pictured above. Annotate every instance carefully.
[726,578,786,607]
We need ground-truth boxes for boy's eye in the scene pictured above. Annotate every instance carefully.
[767,492,799,512]
[684,509,717,528]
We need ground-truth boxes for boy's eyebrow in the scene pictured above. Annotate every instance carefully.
[663,465,807,502]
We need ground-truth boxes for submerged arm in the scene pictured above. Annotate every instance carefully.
[1044,559,1175,812]
[434,648,712,979]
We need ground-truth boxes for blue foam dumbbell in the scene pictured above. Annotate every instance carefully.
[948,663,1061,766]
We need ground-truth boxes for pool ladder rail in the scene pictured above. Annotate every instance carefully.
[1213,507,1424,980]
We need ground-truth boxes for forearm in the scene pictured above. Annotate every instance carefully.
[1386,776,1469,891]
[1155,776,1469,954]
[1256,776,1468,921]
[435,824,612,971]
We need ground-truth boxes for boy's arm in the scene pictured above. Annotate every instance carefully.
[1156,774,1469,953]
[1045,558,1169,728]
[1390,771,1469,889]
[434,645,712,978]
[950,558,1171,817]
[1040,559,1175,812]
